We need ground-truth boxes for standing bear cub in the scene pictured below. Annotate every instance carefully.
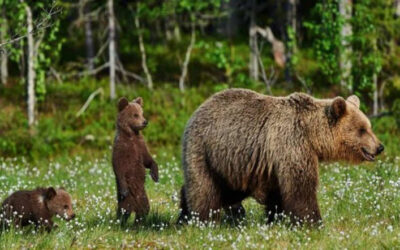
[112,97,158,225]
[179,89,384,224]
[1,187,75,231]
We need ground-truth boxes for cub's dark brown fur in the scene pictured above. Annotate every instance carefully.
[112,97,158,225]
[1,187,75,231]
[179,88,384,224]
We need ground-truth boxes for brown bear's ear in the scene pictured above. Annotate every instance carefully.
[133,97,143,107]
[45,187,57,200]
[331,97,347,120]
[347,95,360,108]
[118,97,129,112]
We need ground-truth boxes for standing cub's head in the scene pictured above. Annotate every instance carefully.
[45,187,75,221]
[117,97,148,134]
[327,95,384,163]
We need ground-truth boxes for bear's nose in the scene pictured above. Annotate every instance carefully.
[71,213,76,219]
[143,120,148,126]
[377,144,384,154]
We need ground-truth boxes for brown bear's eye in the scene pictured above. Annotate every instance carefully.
[134,114,139,118]
[64,205,68,209]
[359,128,366,135]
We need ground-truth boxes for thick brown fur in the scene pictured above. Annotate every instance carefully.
[112,97,158,225]
[179,89,384,224]
[1,187,75,231]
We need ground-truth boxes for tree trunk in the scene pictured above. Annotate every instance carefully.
[135,11,153,90]
[379,80,386,111]
[173,12,181,42]
[25,3,36,126]
[373,74,378,116]
[0,9,8,85]
[84,1,95,71]
[285,0,297,84]
[249,0,259,81]
[108,0,116,100]
[339,0,353,92]
[179,19,195,92]
[227,0,239,38]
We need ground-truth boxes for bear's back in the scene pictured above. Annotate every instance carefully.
[182,89,318,192]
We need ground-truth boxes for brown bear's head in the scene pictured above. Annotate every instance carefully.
[45,187,75,221]
[117,97,148,135]
[328,95,384,163]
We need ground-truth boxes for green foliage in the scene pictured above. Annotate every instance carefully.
[198,40,248,85]
[351,0,400,105]
[351,0,382,97]
[0,80,215,159]
[304,0,343,86]
[392,98,400,128]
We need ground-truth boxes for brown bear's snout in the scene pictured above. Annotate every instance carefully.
[143,120,148,126]
[67,213,75,221]
[376,144,384,155]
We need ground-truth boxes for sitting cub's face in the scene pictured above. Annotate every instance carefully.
[117,97,148,134]
[45,187,75,221]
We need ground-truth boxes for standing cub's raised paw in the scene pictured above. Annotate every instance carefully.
[150,162,159,182]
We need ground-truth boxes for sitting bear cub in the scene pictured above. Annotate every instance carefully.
[1,187,75,231]
[112,97,159,225]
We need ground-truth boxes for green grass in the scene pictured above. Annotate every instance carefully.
[1,152,400,249]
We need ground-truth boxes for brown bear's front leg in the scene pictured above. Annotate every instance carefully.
[35,218,54,232]
[279,166,321,225]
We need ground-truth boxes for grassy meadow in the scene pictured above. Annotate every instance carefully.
[1,81,400,249]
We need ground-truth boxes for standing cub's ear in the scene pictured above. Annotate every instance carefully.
[118,97,129,112]
[133,97,143,106]
[45,187,57,200]
[331,97,347,120]
[347,95,360,108]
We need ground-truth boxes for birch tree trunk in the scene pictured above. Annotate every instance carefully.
[25,3,36,126]
[249,0,259,81]
[0,9,8,85]
[135,11,153,90]
[179,19,195,92]
[372,38,379,116]
[395,0,400,17]
[373,74,378,116]
[108,0,116,100]
[339,0,353,92]
[84,0,95,71]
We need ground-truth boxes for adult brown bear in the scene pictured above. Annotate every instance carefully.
[178,89,384,224]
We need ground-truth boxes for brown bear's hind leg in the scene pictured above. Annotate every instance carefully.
[224,203,246,223]
[132,187,150,224]
[177,185,190,224]
[186,172,223,222]
[117,205,131,226]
